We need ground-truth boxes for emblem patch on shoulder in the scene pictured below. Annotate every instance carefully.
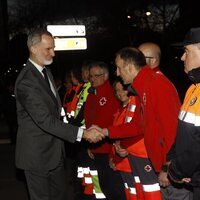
[189,97,197,106]
[144,165,152,172]
[99,97,107,106]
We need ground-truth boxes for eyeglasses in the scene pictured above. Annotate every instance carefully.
[89,73,104,79]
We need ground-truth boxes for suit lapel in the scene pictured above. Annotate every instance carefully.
[27,61,59,106]
[46,67,62,107]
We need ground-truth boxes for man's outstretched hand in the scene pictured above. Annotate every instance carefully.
[83,127,105,143]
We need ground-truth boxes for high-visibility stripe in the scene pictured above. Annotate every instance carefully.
[77,166,83,172]
[179,110,186,120]
[83,167,90,174]
[124,182,129,189]
[76,102,83,109]
[94,192,106,199]
[67,113,71,118]
[77,171,83,178]
[129,104,136,112]
[179,110,200,126]
[142,183,160,192]
[63,116,68,123]
[130,187,136,194]
[134,176,140,183]
[77,167,84,178]
[90,170,98,176]
[61,107,65,116]
[71,110,75,117]
[85,177,92,184]
[125,116,132,123]
[80,125,86,129]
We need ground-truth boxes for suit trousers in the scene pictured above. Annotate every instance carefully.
[24,158,67,200]
[160,182,193,200]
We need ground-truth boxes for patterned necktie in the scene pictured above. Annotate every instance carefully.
[42,68,50,88]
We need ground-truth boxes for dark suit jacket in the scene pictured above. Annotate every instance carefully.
[15,60,79,171]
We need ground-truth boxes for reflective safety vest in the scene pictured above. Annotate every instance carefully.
[179,83,200,126]
[74,82,91,127]
[111,96,148,172]
[63,83,83,120]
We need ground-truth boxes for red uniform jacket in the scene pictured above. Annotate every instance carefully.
[84,80,120,154]
[109,66,181,172]
[111,96,148,172]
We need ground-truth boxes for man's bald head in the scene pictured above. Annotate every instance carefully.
[138,42,161,69]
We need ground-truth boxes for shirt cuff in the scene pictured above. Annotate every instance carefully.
[76,128,84,142]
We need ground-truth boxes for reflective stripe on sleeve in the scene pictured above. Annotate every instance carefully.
[125,116,132,123]
[179,110,200,126]
[134,176,140,183]
[85,177,92,184]
[94,192,106,199]
[129,104,136,112]
[142,183,160,192]
[124,183,129,189]
[129,187,136,194]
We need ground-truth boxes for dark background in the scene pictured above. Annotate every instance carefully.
[1,0,200,100]
[1,2,200,199]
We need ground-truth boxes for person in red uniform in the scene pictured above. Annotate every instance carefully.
[84,61,126,200]
[91,47,190,199]
[138,42,161,73]
[110,78,161,200]
[138,42,192,199]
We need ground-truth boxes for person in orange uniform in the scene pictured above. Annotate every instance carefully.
[167,27,200,200]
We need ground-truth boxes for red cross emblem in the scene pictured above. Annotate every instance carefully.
[99,97,107,106]
[144,165,152,172]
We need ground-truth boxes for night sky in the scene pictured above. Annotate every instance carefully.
[1,0,200,100]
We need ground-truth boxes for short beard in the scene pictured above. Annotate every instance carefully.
[43,59,53,65]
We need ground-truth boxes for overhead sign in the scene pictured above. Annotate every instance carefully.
[47,25,86,36]
[54,38,87,51]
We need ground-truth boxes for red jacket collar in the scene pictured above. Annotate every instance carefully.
[153,66,160,72]
[132,65,152,88]
[94,80,112,95]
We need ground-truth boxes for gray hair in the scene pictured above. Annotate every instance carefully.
[27,29,53,49]
[89,61,109,75]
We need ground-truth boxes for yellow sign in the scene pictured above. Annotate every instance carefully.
[54,38,87,51]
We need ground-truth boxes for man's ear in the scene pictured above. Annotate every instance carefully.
[128,63,138,78]
[31,46,36,54]
[104,72,109,80]
[127,63,134,73]
[150,57,156,65]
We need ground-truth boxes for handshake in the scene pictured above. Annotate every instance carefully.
[83,125,108,143]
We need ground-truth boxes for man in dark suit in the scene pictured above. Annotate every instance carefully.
[14,29,104,200]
